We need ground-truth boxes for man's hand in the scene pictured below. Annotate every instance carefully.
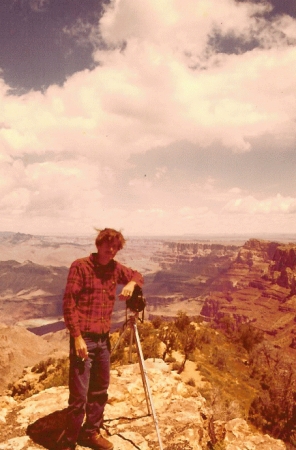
[74,335,88,360]
[119,281,136,300]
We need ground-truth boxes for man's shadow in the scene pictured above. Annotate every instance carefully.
[26,408,67,449]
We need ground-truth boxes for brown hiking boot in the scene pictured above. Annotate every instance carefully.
[78,431,113,450]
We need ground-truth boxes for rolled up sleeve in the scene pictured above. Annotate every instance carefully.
[63,262,84,337]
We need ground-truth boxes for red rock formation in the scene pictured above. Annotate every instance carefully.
[200,239,296,355]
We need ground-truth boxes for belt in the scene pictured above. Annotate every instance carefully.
[81,331,109,341]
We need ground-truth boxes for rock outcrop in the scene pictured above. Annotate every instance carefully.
[0,359,286,450]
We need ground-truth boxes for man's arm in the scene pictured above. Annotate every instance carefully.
[63,262,89,359]
[63,262,83,338]
[74,335,88,360]
[116,263,144,300]
[119,280,137,299]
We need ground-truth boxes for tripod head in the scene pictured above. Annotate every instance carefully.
[125,285,146,324]
[126,285,146,313]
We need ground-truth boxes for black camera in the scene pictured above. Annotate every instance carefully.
[126,285,146,312]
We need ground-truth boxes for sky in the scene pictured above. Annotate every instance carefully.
[0,0,296,237]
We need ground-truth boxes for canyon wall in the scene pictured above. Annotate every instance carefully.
[200,239,296,353]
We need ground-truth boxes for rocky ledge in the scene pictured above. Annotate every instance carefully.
[0,359,286,450]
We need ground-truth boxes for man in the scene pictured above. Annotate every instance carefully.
[60,228,144,450]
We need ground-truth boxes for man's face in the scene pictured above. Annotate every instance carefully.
[97,240,120,264]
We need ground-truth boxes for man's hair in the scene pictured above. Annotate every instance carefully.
[95,228,126,250]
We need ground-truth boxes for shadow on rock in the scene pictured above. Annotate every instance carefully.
[26,408,67,449]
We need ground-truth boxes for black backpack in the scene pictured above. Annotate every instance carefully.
[26,408,67,450]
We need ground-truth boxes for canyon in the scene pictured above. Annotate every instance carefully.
[0,232,296,356]
[0,232,296,449]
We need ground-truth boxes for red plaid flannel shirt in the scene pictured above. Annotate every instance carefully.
[63,253,144,337]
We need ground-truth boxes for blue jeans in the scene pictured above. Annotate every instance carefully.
[65,334,111,445]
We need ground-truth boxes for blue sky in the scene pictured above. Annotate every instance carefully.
[0,0,296,236]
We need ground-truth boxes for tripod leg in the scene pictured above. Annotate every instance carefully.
[134,331,151,415]
[128,325,134,363]
[111,325,130,355]
[132,322,164,450]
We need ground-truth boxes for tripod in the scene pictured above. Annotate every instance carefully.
[112,311,164,450]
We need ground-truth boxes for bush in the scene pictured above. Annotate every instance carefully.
[209,347,227,370]
[141,334,161,360]
[10,357,70,399]
[32,357,56,374]
[42,358,69,389]
[151,316,163,329]
[248,344,296,447]
[236,324,264,353]
[186,378,196,387]
[171,362,182,372]
[165,355,176,363]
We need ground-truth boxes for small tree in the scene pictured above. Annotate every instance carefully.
[158,322,179,361]
[177,323,199,373]
[174,310,191,331]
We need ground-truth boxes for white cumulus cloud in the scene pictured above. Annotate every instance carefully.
[0,0,296,236]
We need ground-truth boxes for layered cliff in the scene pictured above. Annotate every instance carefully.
[152,241,239,275]
[0,260,68,325]
[145,241,240,318]
[200,239,296,352]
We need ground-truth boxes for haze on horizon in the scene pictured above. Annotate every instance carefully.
[0,0,296,238]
